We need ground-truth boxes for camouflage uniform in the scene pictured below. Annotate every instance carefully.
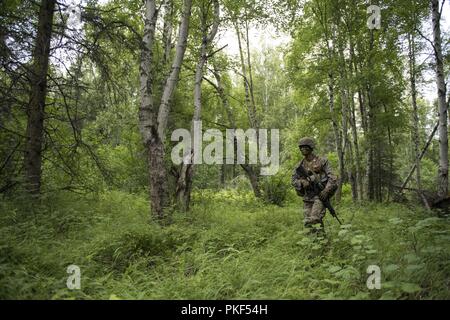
[291,138,337,230]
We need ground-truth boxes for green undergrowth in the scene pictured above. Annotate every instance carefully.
[1,189,449,299]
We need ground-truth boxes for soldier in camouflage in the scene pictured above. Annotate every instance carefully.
[291,137,338,233]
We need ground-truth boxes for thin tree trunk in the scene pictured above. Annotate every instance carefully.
[158,0,174,94]
[383,103,393,202]
[139,0,192,220]
[220,163,225,186]
[350,94,362,200]
[138,0,158,150]
[24,0,56,195]
[400,121,439,191]
[176,0,219,211]
[350,38,368,135]
[157,0,192,140]
[337,34,349,192]
[234,21,261,198]
[323,26,344,201]
[211,65,261,198]
[348,36,363,200]
[161,0,174,64]
[353,37,371,199]
[211,64,236,180]
[366,29,376,201]
[212,65,236,128]
[347,137,358,201]
[244,12,258,129]
[235,23,256,129]
[431,0,448,199]
[328,71,343,202]
[408,33,422,192]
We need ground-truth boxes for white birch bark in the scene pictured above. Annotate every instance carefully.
[157,0,193,140]
[139,0,158,146]
[431,0,448,198]
[176,0,220,211]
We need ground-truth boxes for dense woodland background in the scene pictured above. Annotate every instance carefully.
[0,0,449,299]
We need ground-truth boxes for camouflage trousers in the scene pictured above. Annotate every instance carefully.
[303,196,326,230]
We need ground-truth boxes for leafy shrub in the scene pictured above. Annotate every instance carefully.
[261,175,289,206]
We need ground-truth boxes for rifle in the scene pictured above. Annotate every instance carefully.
[296,165,342,225]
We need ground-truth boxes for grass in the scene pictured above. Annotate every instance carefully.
[0,189,449,299]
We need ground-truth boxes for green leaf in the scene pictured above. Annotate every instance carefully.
[350,235,367,245]
[384,264,399,273]
[323,278,341,285]
[422,246,443,253]
[335,267,359,280]
[405,264,425,274]
[328,266,342,273]
[297,238,312,246]
[400,283,421,294]
[388,218,403,225]
[382,281,398,289]
[413,217,441,230]
[379,291,399,300]
[403,253,420,263]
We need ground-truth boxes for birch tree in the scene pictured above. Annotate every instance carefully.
[175,0,220,211]
[139,0,193,219]
[431,0,448,199]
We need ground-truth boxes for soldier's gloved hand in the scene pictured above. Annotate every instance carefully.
[308,174,317,183]
[300,178,310,188]
[319,189,328,201]
[292,179,301,190]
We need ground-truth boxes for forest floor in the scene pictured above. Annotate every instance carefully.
[1,189,449,299]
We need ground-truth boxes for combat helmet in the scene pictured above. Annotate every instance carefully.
[298,137,315,150]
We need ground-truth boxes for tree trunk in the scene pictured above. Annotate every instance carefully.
[212,65,236,128]
[408,32,428,209]
[148,136,169,219]
[327,71,343,202]
[337,33,351,196]
[400,122,439,192]
[139,0,192,220]
[347,137,358,201]
[235,23,257,129]
[241,163,261,198]
[350,38,368,135]
[220,163,225,186]
[211,65,261,198]
[431,0,448,199]
[157,0,192,140]
[383,103,394,202]
[234,21,261,198]
[348,36,363,200]
[24,0,56,195]
[350,95,362,200]
[161,0,174,64]
[366,29,377,201]
[176,0,219,211]
[244,12,258,128]
[138,0,158,149]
